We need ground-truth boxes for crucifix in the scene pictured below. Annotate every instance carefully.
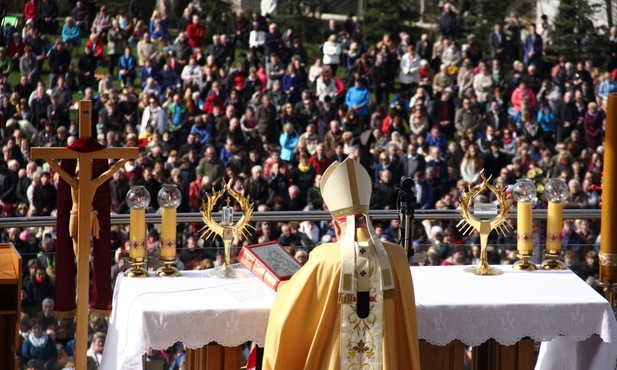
[31,100,139,370]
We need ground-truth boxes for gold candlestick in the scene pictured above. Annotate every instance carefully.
[156,185,182,277]
[200,181,254,278]
[458,171,511,276]
[512,178,537,271]
[542,178,568,270]
[125,186,150,278]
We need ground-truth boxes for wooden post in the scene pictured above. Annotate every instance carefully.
[31,101,139,370]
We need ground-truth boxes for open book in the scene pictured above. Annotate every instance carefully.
[238,242,302,291]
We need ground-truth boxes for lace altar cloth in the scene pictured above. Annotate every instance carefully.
[100,265,617,370]
[414,265,617,370]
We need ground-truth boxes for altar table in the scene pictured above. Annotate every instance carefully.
[100,265,617,370]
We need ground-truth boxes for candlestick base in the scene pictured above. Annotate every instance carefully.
[513,251,537,271]
[125,257,148,278]
[213,263,238,278]
[463,265,503,276]
[541,250,565,270]
[156,257,181,277]
[598,282,617,310]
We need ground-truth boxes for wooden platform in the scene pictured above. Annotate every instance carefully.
[0,243,21,370]
[184,339,534,370]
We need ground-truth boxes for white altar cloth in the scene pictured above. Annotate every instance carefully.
[100,264,617,370]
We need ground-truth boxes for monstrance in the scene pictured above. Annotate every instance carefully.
[200,182,254,277]
[457,171,512,275]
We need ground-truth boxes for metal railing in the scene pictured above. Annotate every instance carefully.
[0,209,603,228]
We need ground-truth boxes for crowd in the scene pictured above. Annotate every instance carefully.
[0,0,610,368]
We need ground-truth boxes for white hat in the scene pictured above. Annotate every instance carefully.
[321,158,371,219]
[320,158,394,302]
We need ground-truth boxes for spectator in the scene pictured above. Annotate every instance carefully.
[523,24,543,68]
[243,165,269,207]
[85,33,105,66]
[181,56,202,89]
[137,33,160,67]
[322,34,341,75]
[149,9,169,45]
[438,3,457,39]
[118,47,137,87]
[48,40,70,88]
[140,58,158,89]
[186,15,205,49]
[91,5,111,36]
[22,319,57,370]
[36,0,58,35]
[87,331,105,368]
[279,123,299,162]
[20,46,39,84]
[61,17,81,49]
[71,1,89,34]
[107,20,124,76]
[8,33,26,70]
[583,102,604,151]
[345,78,370,128]
[23,0,38,24]
[171,32,193,75]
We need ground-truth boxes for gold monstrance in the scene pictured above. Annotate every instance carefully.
[200,182,254,277]
[457,171,512,275]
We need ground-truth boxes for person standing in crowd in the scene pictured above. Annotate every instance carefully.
[523,23,543,68]
[438,3,457,39]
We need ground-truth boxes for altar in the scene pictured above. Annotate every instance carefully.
[100,265,617,370]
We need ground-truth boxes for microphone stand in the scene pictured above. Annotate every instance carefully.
[396,177,419,262]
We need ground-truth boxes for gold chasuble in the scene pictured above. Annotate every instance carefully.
[263,158,421,370]
[263,241,420,369]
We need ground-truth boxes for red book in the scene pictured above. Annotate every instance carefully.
[238,242,302,291]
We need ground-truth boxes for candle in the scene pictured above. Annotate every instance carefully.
[517,201,533,251]
[513,178,536,253]
[160,207,177,259]
[601,94,617,285]
[129,208,146,260]
[544,178,568,255]
[546,202,563,252]
[157,185,182,261]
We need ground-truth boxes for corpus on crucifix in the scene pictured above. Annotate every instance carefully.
[31,100,139,370]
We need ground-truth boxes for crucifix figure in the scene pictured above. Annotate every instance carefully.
[31,100,139,370]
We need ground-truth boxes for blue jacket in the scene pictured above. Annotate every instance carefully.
[190,122,215,146]
[345,85,370,116]
[118,55,137,78]
[139,65,158,88]
[22,335,58,367]
[62,24,81,46]
[150,19,169,41]
[523,33,543,59]
[158,69,179,91]
[279,131,299,162]
[597,80,617,100]
[282,73,303,105]
[537,108,555,133]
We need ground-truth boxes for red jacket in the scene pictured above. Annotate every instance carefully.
[24,2,37,21]
[510,87,537,113]
[7,41,25,59]
[186,23,205,49]
[86,39,105,60]
[308,154,332,175]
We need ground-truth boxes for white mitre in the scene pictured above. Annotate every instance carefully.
[320,158,395,303]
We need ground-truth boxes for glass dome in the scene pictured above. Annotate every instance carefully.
[158,184,182,208]
[512,178,537,202]
[126,186,151,209]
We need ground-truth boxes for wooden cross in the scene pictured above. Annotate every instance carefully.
[31,100,139,370]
